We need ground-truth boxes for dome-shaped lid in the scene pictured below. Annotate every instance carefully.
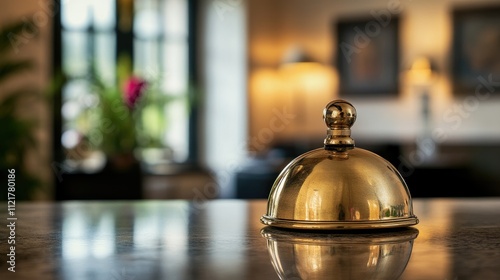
[260,100,419,230]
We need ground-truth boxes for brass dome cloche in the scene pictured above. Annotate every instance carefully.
[260,99,419,230]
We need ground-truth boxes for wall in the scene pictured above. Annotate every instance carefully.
[247,0,500,153]
[199,0,248,197]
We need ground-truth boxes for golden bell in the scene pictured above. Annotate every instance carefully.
[260,99,419,230]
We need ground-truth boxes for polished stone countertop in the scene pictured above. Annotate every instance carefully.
[1,198,500,279]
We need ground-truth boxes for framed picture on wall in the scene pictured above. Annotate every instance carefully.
[452,6,500,95]
[336,17,399,97]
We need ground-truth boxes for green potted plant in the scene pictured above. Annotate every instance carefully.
[0,19,43,201]
[84,55,184,171]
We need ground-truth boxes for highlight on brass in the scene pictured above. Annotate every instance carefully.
[261,226,419,280]
[260,100,419,230]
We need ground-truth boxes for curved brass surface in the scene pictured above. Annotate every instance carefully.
[262,147,418,229]
[261,100,418,230]
[260,216,419,230]
[261,226,418,280]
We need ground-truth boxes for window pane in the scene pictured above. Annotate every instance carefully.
[162,0,188,37]
[59,0,191,165]
[164,100,188,162]
[135,0,158,10]
[62,31,90,77]
[134,9,162,39]
[162,41,188,94]
[61,79,98,144]
[94,33,116,84]
[90,0,116,30]
[134,40,161,78]
[61,0,91,30]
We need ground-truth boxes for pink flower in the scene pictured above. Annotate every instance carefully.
[123,76,147,109]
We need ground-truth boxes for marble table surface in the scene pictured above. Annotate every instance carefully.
[1,198,499,279]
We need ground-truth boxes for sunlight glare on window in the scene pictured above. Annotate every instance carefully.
[162,42,188,94]
[162,0,188,36]
[134,9,162,38]
[61,0,91,29]
[90,0,116,30]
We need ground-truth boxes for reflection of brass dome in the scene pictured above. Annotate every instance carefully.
[261,226,419,280]
[261,100,419,230]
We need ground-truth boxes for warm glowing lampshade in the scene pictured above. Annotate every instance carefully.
[407,57,437,85]
[278,46,336,134]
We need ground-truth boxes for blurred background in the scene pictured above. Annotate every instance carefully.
[1,0,499,201]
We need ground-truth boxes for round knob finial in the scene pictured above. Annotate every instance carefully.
[323,100,356,149]
[323,100,357,129]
